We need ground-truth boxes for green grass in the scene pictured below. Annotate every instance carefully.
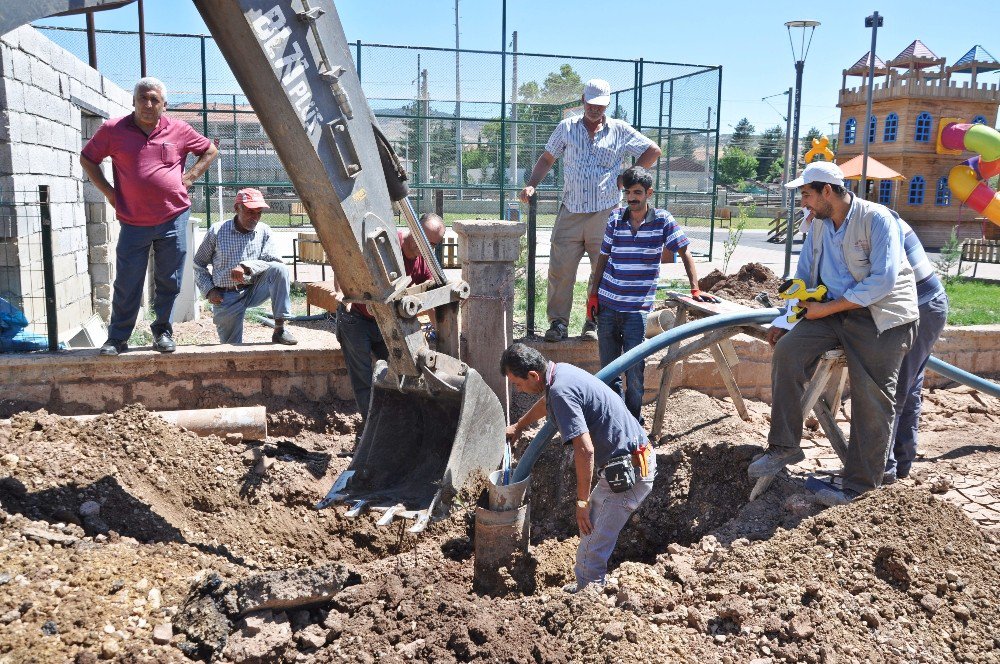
[944,278,1000,325]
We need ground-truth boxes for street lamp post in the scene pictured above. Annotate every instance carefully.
[860,11,883,199]
[783,19,820,279]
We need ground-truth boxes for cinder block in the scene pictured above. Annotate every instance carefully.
[93,283,111,299]
[90,262,112,283]
[86,219,109,244]
[132,379,196,410]
[267,375,329,401]
[75,250,88,276]
[328,371,354,401]
[89,244,110,264]
[202,376,264,399]
[0,79,25,113]
[9,48,31,83]
[28,58,59,96]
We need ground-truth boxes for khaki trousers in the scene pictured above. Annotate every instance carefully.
[547,204,613,326]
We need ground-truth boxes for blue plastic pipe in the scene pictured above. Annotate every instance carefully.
[927,356,1000,399]
[511,307,782,482]
[510,309,1000,483]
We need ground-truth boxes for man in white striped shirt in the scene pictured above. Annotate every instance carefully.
[520,79,662,342]
[193,188,297,345]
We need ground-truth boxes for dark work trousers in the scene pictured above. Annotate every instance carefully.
[886,292,949,477]
[335,305,388,420]
[768,308,916,494]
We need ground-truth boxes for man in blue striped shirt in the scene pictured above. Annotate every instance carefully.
[520,79,661,343]
[589,167,715,422]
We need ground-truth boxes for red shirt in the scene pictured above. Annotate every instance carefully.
[81,114,212,226]
[356,231,433,319]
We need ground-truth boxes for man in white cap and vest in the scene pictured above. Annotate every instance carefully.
[751,162,917,505]
[193,187,298,345]
[520,79,662,343]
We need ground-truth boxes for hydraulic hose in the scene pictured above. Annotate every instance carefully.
[511,310,1000,483]
[511,308,782,482]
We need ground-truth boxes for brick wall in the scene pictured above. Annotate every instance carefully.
[0,26,130,336]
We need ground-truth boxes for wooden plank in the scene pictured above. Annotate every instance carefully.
[710,343,750,421]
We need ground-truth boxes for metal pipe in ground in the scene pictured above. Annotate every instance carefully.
[2,406,268,440]
[474,469,531,594]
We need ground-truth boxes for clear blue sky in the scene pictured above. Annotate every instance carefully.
[37,0,1000,137]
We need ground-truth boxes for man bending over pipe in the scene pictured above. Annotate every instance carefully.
[502,342,654,592]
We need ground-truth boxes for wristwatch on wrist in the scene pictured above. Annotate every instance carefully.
[576,499,589,509]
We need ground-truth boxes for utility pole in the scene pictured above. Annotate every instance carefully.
[510,31,518,190]
[455,0,462,200]
[422,67,430,208]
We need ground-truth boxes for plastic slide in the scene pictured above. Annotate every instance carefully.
[939,122,1000,226]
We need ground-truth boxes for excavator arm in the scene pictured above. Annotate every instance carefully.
[1,0,507,530]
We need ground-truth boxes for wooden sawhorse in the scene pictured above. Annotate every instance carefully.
[650,294,769,440]
[748,348,850,500]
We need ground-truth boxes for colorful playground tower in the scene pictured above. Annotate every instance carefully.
[837,41,1000,247]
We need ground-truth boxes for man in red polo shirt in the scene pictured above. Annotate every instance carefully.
[81,77,218,356]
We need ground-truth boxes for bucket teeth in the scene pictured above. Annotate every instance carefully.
[408,512,431,534]
[749,474,775,501]
[345,500,369,518]
[376,504,406,526]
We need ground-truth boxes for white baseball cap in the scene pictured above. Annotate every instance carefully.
[582,79,611,106]
[785,161,845,189]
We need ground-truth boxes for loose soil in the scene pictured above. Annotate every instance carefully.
[698,262,784,307]
[1,383,999,662]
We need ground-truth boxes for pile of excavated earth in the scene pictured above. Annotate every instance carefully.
[2,381,998,663]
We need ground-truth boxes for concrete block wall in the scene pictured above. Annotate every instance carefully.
[0,26,130,336]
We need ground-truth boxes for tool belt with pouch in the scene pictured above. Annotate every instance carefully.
[603,444,651,493]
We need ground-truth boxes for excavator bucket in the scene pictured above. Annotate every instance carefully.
[317,362,506,531]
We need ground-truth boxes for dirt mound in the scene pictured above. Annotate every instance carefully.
[1,388,997,662]
[698,262,783,306]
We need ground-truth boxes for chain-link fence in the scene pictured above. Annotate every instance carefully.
[35,25,722,336]
[0,188,58,352]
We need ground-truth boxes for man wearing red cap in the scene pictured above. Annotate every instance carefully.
[192,188,297,345]
[81,77,218,355]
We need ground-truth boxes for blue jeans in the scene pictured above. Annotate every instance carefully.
[211,263,293,344]
[576,452,656,589]
[886,292,949,477]
[597,307,649,423]
[107,209,189,343]
[335,305,388,419]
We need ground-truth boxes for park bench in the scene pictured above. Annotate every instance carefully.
[289,201,308,226]
[958,238,1000,278]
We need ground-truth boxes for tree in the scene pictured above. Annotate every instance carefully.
[730,118,756,153]
[716,146,758,186]
[754,125,785,180]
[765,157,785,183]
[674,134,696,159]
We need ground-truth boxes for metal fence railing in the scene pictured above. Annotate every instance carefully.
[0,187,58,352]
[34,25,722,335]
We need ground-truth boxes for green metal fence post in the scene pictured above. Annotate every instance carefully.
[355,39,361,77]
[201,35,211,227]
[499,1,508,219]
[665,79,674,197]
[655,81,664,206]
[38,185,58,351]
[527,192,537,336]
[708,66,723,262]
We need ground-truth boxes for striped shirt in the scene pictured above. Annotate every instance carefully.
[598,207,689,312]
[193,218,282,295]
[896,216,944,305]
[545,115,655,213]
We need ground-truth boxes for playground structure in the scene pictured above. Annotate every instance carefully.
[837,40,1000,246]
[939,121,1000,225]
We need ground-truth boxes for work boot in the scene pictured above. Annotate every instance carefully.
[152,332,176,353]
[806,475,860,506]
[747,446,805,479]
[544,321,568,342]
[99,340,127,356]
[580,319,598,341]
[272,328,298,345]
[881,470,897,486]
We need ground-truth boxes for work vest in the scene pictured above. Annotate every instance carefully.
[808,196,919,333]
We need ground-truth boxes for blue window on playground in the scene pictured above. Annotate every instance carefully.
[972,115,987,125]
[844,118,857,144]
[936,177,951,206]
[868,115,877,143]
[878,180,893,205]
[883,113,898,142]
[915,112,933,142]
[909,175,925,205]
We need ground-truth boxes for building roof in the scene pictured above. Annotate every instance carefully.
[837,155,905,181]
[888,40,943,69]
[667,157,705,172]
[951,45,1000,74]
[846,51,889,76]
